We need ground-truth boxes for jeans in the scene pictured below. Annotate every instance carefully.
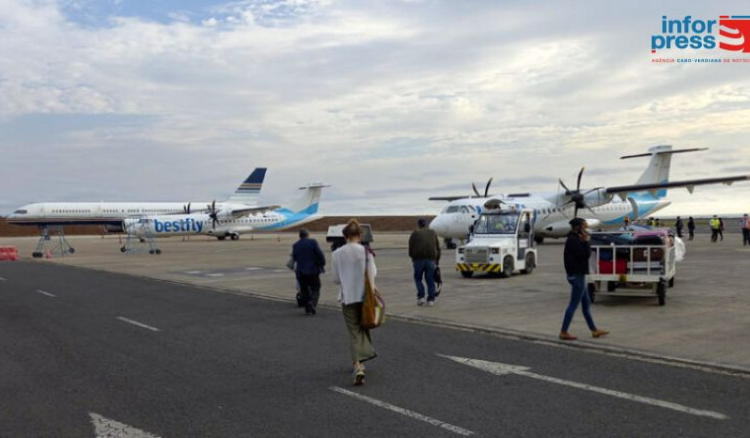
[743,229,750,246]
[413,259,436,301]
[298,274,321,309]
[561,274,597,332]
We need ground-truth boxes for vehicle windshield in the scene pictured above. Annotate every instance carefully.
[474,212,520,235]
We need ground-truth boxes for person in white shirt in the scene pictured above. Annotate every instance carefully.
[332,219,377,386]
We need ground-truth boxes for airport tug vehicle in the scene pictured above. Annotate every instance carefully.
[456,202,537,278]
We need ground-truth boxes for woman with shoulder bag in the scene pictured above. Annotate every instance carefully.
[332,219,378,386]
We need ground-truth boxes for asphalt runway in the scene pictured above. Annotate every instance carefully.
[1,262,748,437]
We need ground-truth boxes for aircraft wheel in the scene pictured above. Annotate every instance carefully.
[217,236,226,241]
[120,247,126,253]
[231,234,240,241]
[32,252,43,258]
[534,235,544,244]
[69,248,75,254]
[149,249,155,255]
[155,249,162,255]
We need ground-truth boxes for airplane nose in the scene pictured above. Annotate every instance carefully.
[429,217,445,234]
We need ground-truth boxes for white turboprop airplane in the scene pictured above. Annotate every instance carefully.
[123,183,327,240]
[7,168,269,233]
[428,146,750,245]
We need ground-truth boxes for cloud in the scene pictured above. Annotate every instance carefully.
[1,0,750,216]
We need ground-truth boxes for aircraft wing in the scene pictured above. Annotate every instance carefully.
[605,174,750,198]
[229,205,281,218]
[428,196,471,201]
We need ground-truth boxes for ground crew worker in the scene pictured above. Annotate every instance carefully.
[675,216,683,238]
[688,217,696,241]
[709,215,720,243]
[741,214,750,246]
[719,218,725,241]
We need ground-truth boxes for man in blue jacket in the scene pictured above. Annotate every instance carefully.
[292,229,326,315]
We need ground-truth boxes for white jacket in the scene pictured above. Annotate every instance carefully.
[332,243,377,305]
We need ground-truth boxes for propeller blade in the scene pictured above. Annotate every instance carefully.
[559,178,571,194]
[574,205,579,219]
[484,178,493,198]
[576,167,585,191]
[187,202,191,214]
[472,183,481,198]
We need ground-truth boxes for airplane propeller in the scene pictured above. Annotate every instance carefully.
[472,178,494,198]
[183,202,191,214]
[206,200,220,229]
[558,167,600,218]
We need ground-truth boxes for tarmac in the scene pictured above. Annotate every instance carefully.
[2,231,749,373]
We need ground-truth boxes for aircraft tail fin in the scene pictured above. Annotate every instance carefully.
[288,183,328,214]
[621,146,707,198]
[227,168,267,205]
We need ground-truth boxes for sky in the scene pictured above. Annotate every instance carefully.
[1,0,749,217]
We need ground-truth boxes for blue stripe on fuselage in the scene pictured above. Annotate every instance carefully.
[256,203,319,230]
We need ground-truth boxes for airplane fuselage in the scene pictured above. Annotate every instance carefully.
[429,192,670,240]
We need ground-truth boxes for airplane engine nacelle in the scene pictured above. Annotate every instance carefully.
[582,188,612,209]
[104,223,125,233]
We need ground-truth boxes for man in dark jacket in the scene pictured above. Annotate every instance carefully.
[408,218,441,306]
[292,229,326,315]
[560,218,608,341]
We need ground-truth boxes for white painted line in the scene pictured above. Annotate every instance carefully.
[330,386,474,436]
[90,412,161,438]
[245,267,263,271]
[117,316,161,332]
[184,270,202,274]
[440,355,728,420]
[206,273,225,277]
[36,289,57,298]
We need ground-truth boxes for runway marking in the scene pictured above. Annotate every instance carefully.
[330,386,474,436]
[90,412,161,438]
[184,270,202,274]
[440,355,728,420]
[245,267,263,271]
[36,290,57,298]
[117,316,161,332]
[206,273,225,277]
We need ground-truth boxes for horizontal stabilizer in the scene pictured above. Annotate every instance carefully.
[620,147,708,160]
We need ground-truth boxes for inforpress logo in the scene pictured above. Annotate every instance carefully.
[651,15,750,53]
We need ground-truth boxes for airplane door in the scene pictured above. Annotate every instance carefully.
[517,212,531,261]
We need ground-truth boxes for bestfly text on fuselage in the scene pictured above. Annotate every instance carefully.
[154,218,204,233]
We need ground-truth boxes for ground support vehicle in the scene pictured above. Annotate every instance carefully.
[326,223,373,252]
[587,230,676,306]
[456,205,537,278]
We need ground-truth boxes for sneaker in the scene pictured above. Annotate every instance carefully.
[592,329,610,338]
[427,300,435,307]
[559,332,577,341]
[353,368,365,386]
[417,298,426,306]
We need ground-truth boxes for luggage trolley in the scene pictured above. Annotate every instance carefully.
[587,230,677,306]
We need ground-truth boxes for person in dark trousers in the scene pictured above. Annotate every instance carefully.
[709,215,720,243]
[408,218,441,307]
[292,229,326,315]
[719,217,725,241]
[741,214,750,246]
[675,216,683,238]
[687,216,696,241]
[559,218,608,341]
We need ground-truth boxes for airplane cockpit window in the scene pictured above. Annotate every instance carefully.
[459,206,470,214]
[443,206,460,214]
[13,210,28,215]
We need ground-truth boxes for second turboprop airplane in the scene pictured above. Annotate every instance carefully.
[123,183,327,240]
[428,146,750,245]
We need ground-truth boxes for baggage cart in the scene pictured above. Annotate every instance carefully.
[587,230,676,306]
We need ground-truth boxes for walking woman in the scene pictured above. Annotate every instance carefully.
[559,218,609,341]
[332,220,377,385]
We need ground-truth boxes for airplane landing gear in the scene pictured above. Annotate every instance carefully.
[33,226,75,258]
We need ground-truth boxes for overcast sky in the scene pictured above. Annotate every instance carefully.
[1,0,749,216]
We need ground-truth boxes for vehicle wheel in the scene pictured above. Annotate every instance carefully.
[231,234,240,241]
[657,281,666,306]
[607,281,617,292]
[69,248,75,254]
[149,249,155,255]
[155,249,162,255]
[588,283,596,303]
[120,247,126,253]
[668,277,674,288]
[460,271,473,278]
[500,257,514,278]
[534,235,544,244]
[32,252,43,258]
[521,253,535,274]
[444,238,457,250]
